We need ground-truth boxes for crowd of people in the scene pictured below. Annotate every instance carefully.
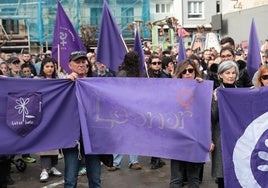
[0,35,268,188]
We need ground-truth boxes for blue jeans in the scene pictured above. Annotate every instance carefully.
[113,154,138,168]
[62,147,101,188]
[170,160,202,188]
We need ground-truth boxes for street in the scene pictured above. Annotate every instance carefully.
[8,155,217,188]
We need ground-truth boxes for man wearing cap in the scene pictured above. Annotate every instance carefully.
[7,57,23,77]
[62,51,101,188]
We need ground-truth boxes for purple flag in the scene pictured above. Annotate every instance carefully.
[218,87,268,187]
[52,2,86,74]
[0,77,80,155]
[133,25,146,75]
[177,29,187,64]
[76,78,213,162]
[96,0,128,72]
[247,19,261,79]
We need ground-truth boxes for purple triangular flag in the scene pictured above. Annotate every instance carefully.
[177,29,187,64]
[247,19,261,79]
[96,0,128,72]
[133,25,147,76]
[52,2,86,74]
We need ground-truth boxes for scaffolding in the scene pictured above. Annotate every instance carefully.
[0,0,151,53]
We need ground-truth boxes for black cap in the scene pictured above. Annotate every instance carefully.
[9,57,20,64]
[69,51,87,62]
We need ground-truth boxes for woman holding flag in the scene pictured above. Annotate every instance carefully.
[211,60,240,188]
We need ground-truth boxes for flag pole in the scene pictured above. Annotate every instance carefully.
[57,44,62,73]
[120,34,129,53]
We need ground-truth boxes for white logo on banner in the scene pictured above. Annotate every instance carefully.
[233,112,268,188]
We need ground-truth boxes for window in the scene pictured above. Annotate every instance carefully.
[216,1,220,13]
[90,8,102,26]
[2,20,19,34]
[121,7,134,37]
[188,1,204,19]
[156,3,171,13]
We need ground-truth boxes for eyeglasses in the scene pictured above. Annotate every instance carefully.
[151,61,162,65]
[261,75,268,80]
[220,54,233,58]
[12,61,20,65]
[182,68,194,74]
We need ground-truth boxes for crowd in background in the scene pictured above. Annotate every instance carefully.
[1,36,268,188]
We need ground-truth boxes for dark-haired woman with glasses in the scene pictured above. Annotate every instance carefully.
[170,59,207,188]
[147,54,169,169]
[147,54,162,78]
[256,65,268,87]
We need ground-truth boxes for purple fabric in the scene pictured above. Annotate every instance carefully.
[52,2,86,74]
[218,87,268,187]
[177,29,187,64]
[133,26,146,75]
[76,78,213,162]
[96,1,128,72]
[0,77,80,155]
[247,19,261,79]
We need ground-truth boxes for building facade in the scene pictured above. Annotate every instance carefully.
[0,0,268,52]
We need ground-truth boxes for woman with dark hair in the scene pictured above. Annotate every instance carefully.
[108,51,142,171]
[146,53,169,169]
[36,57,58,78]
[35,57,62,182]
[147,54,162,78]
[117,51,141,77]
[170,59,207,188]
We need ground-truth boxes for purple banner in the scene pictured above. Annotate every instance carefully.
[0,77,80,155]
[76,78,213,162]
[218,87,268,187]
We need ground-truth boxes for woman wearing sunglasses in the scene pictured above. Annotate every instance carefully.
[256,65,268,87]
[170,59,206,188]
[174,59,202,81]
[211,60,239,188]
[147,54,162,78]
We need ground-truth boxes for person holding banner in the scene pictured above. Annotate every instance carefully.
[0,69,14,188]
[34,57,62,183]
[170,59,205,188]
[63,51,101,188]
[147,54,170,169]
[108,51,142,171]
[211,60,240,188]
